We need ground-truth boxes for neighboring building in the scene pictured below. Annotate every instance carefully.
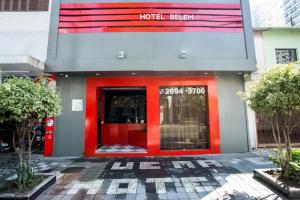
[248,27,300,149]
[254,27,300,69]
[0,0,51,82]
[46,0,256,157]
[283,0,300,26]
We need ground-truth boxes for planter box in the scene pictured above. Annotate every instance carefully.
[0,173,56,200]
[254,169,300,199]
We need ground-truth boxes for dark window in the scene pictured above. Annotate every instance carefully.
[0,0,48,11]
[276,49,298,64]
[159,86,209,150]
[104,88,146,124]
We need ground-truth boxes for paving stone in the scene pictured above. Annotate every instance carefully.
[0,152,288,200]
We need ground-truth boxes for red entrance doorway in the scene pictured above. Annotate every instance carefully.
[85,76,220,157]
[96,87,147,153]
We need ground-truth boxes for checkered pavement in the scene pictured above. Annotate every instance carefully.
[96,145,147,153]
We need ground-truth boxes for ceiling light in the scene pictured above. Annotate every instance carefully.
[131,72,136,75]
[96,73,100,76]
[179,50,188,59]
[118,51,125,59]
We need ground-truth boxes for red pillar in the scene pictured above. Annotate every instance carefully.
[44,117,55,157]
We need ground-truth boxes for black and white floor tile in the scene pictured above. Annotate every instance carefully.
[96,145,147,153]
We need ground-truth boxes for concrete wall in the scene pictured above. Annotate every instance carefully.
[253,31,267,70]
[217,74,249,153]
[54,76,86,157]
[46,0,256,73]
[0,4,51,62]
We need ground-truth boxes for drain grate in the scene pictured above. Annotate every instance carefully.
[61,167,85,173]
[41,168,54,173]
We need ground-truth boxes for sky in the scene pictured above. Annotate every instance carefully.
[249,0,285,27]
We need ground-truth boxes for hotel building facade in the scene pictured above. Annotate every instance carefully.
[46,0,256,157]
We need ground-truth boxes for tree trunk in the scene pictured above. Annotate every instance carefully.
[27,119,38,167]
[283,126,292,178]
[275,117,284,167]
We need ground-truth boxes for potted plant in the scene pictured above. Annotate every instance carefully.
[0,77,62,199]
[240,62,300,198]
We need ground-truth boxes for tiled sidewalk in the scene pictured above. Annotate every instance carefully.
[0,151,287,200]
[0,154,73,187]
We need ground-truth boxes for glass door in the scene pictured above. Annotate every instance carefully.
[159,86,209,150]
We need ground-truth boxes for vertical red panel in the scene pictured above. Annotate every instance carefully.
[146,83,160,156]
[85,79,98,156]
[207,79,221,154]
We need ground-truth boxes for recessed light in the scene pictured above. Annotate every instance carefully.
[204,72,209,75]
[118,51,125,59]
[131,72,136,75]
[96,73,100,76]
[179,50,188,59]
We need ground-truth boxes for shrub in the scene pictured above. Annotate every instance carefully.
[270,149,300,184]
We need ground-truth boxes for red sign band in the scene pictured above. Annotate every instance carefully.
[59,2,244,34]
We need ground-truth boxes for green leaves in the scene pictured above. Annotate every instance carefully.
[242,62,300,117]
[0,77,62,123]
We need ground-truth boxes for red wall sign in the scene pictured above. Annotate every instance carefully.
[59,2,243,33]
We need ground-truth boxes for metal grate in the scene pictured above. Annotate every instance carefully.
[0,0,49,11]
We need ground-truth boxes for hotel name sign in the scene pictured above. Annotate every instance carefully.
[59,2,244,33]
[139,13,194,21]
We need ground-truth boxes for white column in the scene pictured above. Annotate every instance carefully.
[244,78,258,150]
[0,68,2,84]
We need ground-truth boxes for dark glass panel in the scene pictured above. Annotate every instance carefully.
[104,88,146,124]
[160,86,209,150]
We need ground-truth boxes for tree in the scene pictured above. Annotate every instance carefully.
[0,77,62,190]
[241,63,300,179]
[242,63,300,178]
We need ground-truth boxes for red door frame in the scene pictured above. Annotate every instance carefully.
[85,76,220,157]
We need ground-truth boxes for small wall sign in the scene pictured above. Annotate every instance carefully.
[72,99,83,111]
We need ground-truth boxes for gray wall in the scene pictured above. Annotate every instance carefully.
[54,76,86,157]
[46,0,256,73]
[217,74,248,153]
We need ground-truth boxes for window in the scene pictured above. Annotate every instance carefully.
[0,0,49,11]
[104,88,146,124]
[276,49,298,64]
[159,86,209,150]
